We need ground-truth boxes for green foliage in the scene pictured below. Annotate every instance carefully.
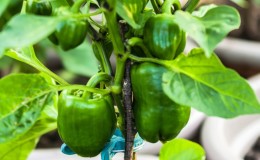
[174,6,240,57]
[0,0,258,159]
[160,139,205,160]
[0,0,10,16]
[0,14,62,57]
[162,48,260,118]
[57,41,99,77]
[0,74,57,159]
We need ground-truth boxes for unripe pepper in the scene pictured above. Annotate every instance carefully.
[131,62,190,143]
[143,14,186,60]
[55,18,88,51]
[57,73,116,157]
[26,0,52,16]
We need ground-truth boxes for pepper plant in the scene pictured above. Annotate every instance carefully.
[0,0,260,160]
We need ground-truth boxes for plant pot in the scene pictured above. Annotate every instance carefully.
[201,74,260,160]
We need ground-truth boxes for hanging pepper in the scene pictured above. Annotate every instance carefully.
[143,14,186,60]
[131,62,190,143]
[57,73,116,157]
[26,0,52,16]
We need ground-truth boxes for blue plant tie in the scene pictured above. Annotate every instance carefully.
[60,128,144,160]
[61,143,75,155]
[101,129,144,160]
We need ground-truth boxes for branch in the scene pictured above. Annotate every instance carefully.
[123,59,136,160]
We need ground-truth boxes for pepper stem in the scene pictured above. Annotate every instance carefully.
[82,72,112,99]
[161,0,181,14]
[92,41,113,75]
[127,37,153,58]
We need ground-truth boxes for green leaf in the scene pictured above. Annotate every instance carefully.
[0,74,55,143]
[0,106,57,160]
[192,4,217,17]
[160,139,205,160]
[162,48,260,118]
[57,41,99,77]
[0,73,58,160]
[0,139,38,160]
[0,14,62,57]
[5,46,69,85]
[0,0,10,16]
[5,47,43,70]
[174,5,240,57]
[116,0,146,29]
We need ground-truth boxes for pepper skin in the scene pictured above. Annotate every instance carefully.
[26,0,52,16]
[57,90,116,157]
[143,14,186,60]
[131,62,190,143]
[55,18,87,51]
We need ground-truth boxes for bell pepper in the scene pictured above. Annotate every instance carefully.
[57,73,116,157]
[54,18,88,51]
[26,0,52,16]
[143,14,185,60]
[131,62,190,143]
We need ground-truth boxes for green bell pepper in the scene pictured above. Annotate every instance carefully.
[131,62,190,143]
[57,73,116,157]
[54,18,88,51]
[143,14,186,60]
[26,0,52,16]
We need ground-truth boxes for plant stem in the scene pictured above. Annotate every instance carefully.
[71,0,86,13]
[151,0,161,13]
[128,37,153,58]
[40,66,69,85]
[76,8,105,19]
[94,41,113,75]
[128,53,165,65]
[103,3,124,55]
[54,84,111,94]
[82,72,112,98]
[182,0,199,13]
[5,48,70,85]
[161,0,181,14]
[123,59,136,160]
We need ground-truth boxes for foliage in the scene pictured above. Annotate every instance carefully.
[0,0,259,159]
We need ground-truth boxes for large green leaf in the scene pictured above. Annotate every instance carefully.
[0,139,38,160]
[160,139,205,160]
[0,74,55,143]
[57,41,99,77]
[162,48,260,118]
[0,14,62,57]
[0,73,58,160]
[174,5,240,57]
[0,106,57,160]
